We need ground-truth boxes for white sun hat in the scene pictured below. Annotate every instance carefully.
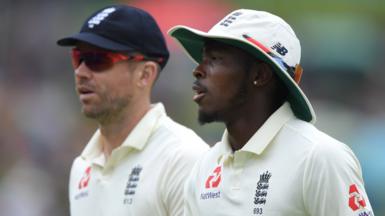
[168,9,316,123]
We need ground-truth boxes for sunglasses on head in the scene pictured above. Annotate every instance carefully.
[71,48,164,72]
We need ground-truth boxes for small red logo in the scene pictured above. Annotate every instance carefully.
[205,166,222,189]
[78,166,92,190]
[348,184,366,211]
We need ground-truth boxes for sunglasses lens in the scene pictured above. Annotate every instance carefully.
[71,49,113,71]
[71,49,81,69]
[84,53,112,71]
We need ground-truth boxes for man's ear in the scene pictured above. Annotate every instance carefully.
[252,62,273,87]
[137,61,158,88]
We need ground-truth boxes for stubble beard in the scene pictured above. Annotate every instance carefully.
[82,93,130,125]
[198,78,249,125]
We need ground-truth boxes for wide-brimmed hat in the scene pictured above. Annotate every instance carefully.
[168,9,316,123]
[57,5,169,69]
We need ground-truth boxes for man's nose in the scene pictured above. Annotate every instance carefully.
[75,63,93,80]
[192,63,206,79]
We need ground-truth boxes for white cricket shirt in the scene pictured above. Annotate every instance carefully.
[185,102,374,216]
[69,103,209,216]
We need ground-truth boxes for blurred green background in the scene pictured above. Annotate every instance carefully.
[0,0,384,215]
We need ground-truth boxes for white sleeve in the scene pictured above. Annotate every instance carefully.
[183,160,200,216]
[68,157,81,216]
[162,146,205,216]
[303,140,374,216]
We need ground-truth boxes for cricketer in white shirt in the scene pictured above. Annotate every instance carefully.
[184,102,374,216]
[69,103,209,216]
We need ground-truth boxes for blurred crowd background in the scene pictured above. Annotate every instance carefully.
[0,0,384,215]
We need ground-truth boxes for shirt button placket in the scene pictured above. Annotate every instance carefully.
[231,152,245,191]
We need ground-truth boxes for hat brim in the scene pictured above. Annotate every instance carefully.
[168,25,316,123]
[57,32,136,52]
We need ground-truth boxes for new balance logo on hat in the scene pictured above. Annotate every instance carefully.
[88,7,116,28]
[271,42,288,56]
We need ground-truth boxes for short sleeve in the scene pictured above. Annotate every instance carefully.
[303,140,374,216]
[161,145,206,216]
[183,160,201,216]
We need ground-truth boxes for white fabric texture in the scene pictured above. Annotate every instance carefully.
[184,102,373,216]
[69,103,209,216]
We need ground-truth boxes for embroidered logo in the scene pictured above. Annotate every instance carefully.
[253,171,272,215]
[74,166,91,200]
[349,184,366,211]
[205,166,222,189]
[88,7,116,28]
[123,165,143,205]
[219,11,242,27]
[78,166,92,190]
[200,165,222,200]
[271,42,288,56]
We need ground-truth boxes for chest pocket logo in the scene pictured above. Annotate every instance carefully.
[78,166,92,190]
[205,166,222,189]
[123,165,143,205]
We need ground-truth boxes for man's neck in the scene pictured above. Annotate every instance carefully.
[226,112,269,152]
[225,101,282,152]
[99,100,151,158]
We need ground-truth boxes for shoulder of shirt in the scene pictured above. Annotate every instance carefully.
[70,156,89,173]
[187,139,223,166]
[283,118,350,148]
[68,156,89,187]
[154,115,209,155]
[188,118,360,176]
[283,118,359,167]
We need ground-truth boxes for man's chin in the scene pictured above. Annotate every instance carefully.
[198,110,220,125]
[83,111,99,119]
[82,107,103,119]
